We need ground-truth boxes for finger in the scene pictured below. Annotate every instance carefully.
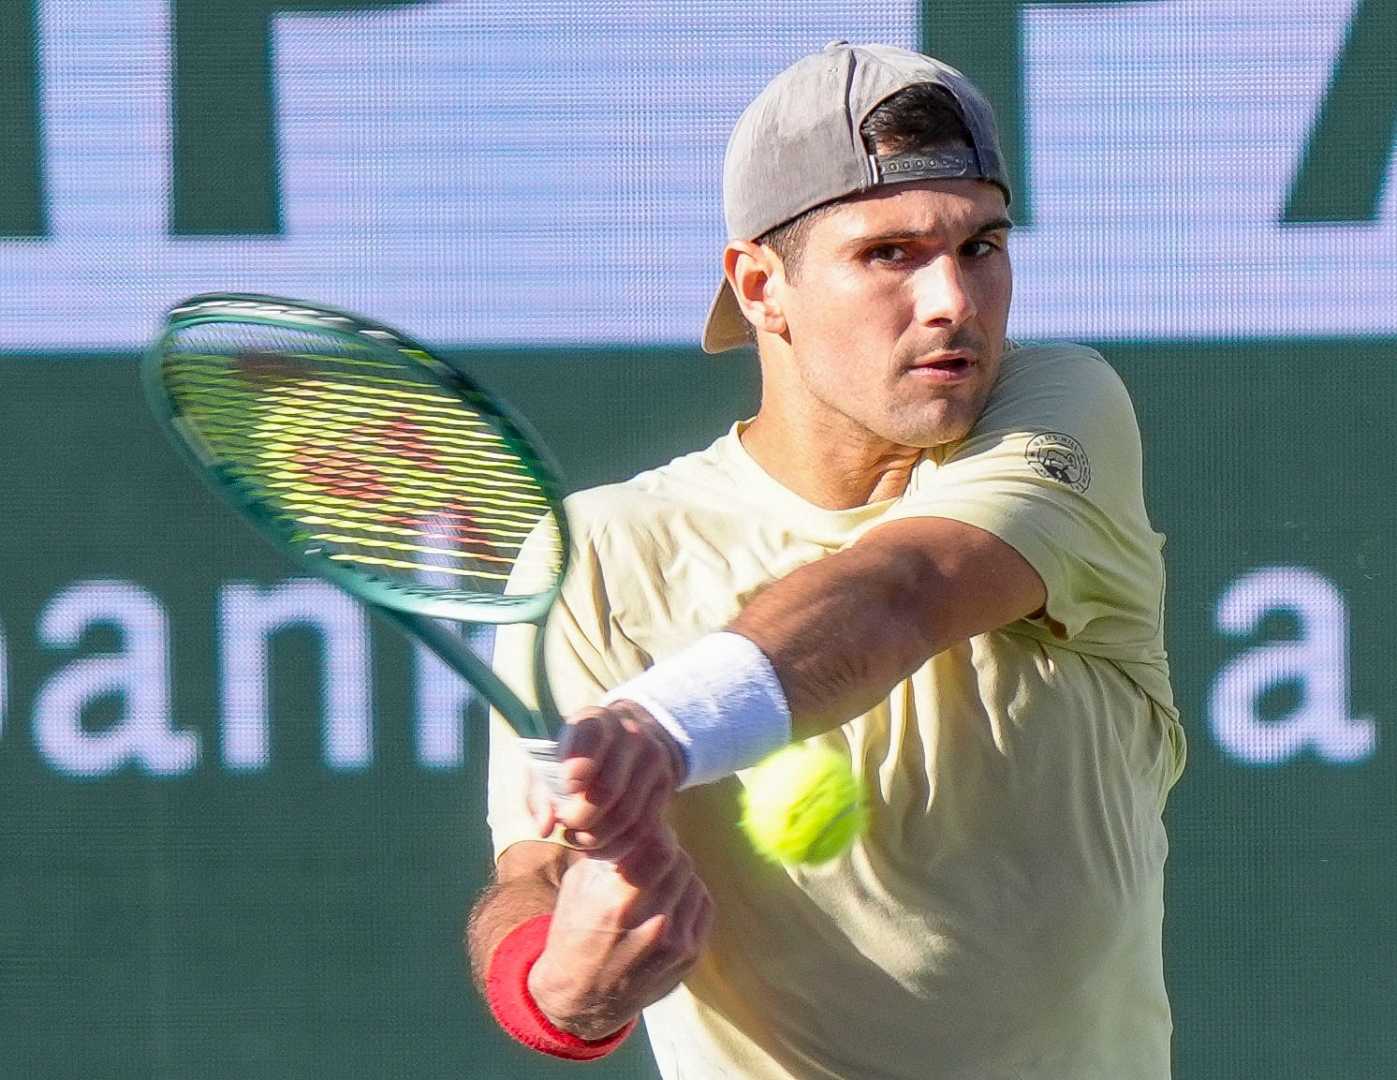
[556,710,612,789]
[575,766,675,861]
[673,877,715,956]
[533,798,556,838]
[625,911,673,960]
[570,717,680,842]
[623,900,698,991]
[612,738,682,844]
[621,913,693,1001]
[603,825,678,890]
[559,708,608,754]
[556,731,648,839]
[622,840,696,928]
[525,763,557,837]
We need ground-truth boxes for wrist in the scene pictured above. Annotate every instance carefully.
[602,631,791,788]
[527,956,631,1043]
[485,915,636,1060]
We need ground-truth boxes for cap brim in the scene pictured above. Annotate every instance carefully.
[701,278,751,354]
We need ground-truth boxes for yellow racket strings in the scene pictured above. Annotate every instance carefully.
[162,326,563,595]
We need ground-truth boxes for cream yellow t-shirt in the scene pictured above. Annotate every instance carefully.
[487,342,1186,1080]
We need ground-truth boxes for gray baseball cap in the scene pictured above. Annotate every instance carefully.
[702,41,1010,353]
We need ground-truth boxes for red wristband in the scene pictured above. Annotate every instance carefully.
[485,914,637,1060]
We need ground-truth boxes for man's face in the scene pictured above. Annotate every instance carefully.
[768,179,1013,450]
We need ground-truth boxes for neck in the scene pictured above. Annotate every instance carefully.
[740,408,922,510]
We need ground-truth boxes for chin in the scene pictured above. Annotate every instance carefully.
[886,412,974,450]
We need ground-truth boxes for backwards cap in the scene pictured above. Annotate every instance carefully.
[702,41,1010,353]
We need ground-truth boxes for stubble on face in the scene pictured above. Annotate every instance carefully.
[777,181,1013,455]
[876,324,999,448]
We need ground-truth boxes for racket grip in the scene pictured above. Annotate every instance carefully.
[518,737,565,798]
[519,736,618,871]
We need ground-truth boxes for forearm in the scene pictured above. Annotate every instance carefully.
[563,517,1044,836]
[730,516,1045,740]
[730,530,939,740]
[466,847,569,995]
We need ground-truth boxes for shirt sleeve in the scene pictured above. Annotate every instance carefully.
[886,343,1166,655]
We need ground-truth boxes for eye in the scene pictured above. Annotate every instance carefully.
[865,243,910,264]
[962,237,1004,258]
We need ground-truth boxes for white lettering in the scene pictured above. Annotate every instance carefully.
[32,580,197,777]
[409,542,486,769]
[1210,566,1375,765]
[413,628,495,770]
[414,637,470,769]
[218,579,372,771]
[6,1,1386,352]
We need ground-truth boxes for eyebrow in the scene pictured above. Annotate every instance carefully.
[848,216,1015,248]
[972,216,1015,236]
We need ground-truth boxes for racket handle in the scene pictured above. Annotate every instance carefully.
[519,736,619,871]
[518,737,565,797]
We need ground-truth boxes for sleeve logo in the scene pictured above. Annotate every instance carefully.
[1025,432,1091,493]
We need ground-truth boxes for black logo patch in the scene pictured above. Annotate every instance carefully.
[1025,432,1091,493]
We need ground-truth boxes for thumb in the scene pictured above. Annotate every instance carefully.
[525,766,559,837]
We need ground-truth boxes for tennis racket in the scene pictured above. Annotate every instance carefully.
[143,293,569,783]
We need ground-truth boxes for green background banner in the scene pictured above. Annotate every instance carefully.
[2,343,1394,1077]
[2,1,1395,1076]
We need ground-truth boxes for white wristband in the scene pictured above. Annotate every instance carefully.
[601,631,791,789]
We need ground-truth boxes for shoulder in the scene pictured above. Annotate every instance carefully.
[995,340,1133,407]
[565,431,735,517]
[560,430,742,559]
[976,340,1141,450]
[994,340,1128,399]
[921,340,1147,505]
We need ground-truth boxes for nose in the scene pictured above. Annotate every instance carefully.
[912,255,977,330]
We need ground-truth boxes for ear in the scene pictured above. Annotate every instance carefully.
[723,241,789,338]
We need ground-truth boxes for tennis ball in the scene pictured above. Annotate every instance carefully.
[739,742,866,866]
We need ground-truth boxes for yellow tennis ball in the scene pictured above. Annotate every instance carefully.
[739,743,866,866]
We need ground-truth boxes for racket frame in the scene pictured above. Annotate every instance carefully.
[143,293,569,742]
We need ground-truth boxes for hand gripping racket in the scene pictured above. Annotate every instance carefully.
[143,294,568,782]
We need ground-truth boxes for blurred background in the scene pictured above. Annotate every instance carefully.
[1,1,1393,1077]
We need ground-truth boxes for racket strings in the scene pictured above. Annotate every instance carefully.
[179,364,530,452]
[160,327,564,598]
[168,365,548,495]
[275,501,537,543]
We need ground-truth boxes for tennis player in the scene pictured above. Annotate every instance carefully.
[468,42,1185,1079]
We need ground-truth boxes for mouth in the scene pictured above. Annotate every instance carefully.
[906,351,976,383]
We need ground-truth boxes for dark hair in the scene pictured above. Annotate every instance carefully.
[756,84,975,281]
